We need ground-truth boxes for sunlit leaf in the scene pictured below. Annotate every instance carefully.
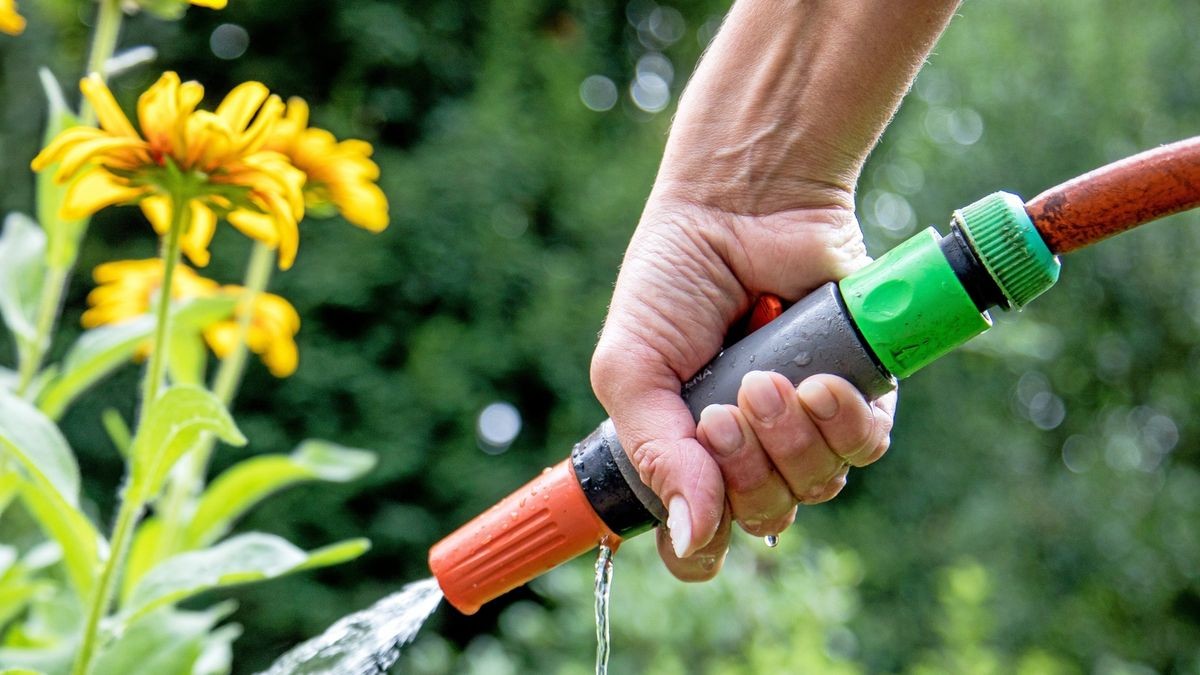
[92,602,235,675]
[100,408,132,458]
[36,68,88,271]
[123,533,370,623]
[36,295,236,421]
[36,315,155,421]
[0,470,19,518]
[0,586,82,672]
[0,389,79,506]
[128,385,245,503]
[0,213,47,349]
[185,440,377,548]
[166,331,207,386]
[15,479,102,599]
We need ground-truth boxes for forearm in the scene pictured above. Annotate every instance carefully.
[656,0,961,214]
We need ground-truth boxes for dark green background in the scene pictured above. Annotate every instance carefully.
[2,0,1199,672]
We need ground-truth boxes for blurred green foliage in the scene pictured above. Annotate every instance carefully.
[2,0,1200,672]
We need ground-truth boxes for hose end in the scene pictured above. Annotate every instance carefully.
[954,191,1060,308]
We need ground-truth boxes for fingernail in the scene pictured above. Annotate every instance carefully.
[700,405,742,456]
[667,495,692,558]
[743,371,785,421]
[799,379,838,420]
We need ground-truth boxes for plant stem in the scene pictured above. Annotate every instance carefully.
[70,484,139,675]
[212,242,274,407]
[72,195,187,675]
[141,201,187,409]
[80,0,124,125]
[156,242,273,558]
[15,266,68,397]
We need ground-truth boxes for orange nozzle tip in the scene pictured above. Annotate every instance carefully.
[429,459,618,615]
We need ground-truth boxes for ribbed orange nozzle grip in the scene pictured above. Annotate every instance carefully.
[429,458,619,614]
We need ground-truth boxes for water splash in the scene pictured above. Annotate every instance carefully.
[594,543,615,675]
[259,577,443,675]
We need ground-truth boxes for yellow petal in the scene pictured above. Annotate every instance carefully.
[203,322,239,358]
[138,72,184,154]
[261,190,298,269]
[333,181,389,232]
[0,0,25,35]
[180,200,217,267]
[257,293,301,332]
[235,94,284,155]
[216,81,269,132]
[189,0,227,7]
[93,258,159,283]
[225,209,279,247]
[140,195,172,235]
[54,136,148,183]
[80,75,140,138]
[31,126,108,172]
[61,169,147,220]
[263,336,298,377]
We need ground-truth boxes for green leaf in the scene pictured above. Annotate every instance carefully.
[92,603,235,675]
[0,470,19,518]
[0,388,101,598]
[0,213,48,350]
[185,440,377,548]
[1,669,50,675]
[0,544,57,628]
[166,331,206,386]
[0,389,79,505]
[124,533,370,623]
[36,315,155,421]
[36,295,236,420]
[100,408,132,458]
[36,68,89,271]
[128,385,246,503]
[16,479,102,599]
[0,586,82,672]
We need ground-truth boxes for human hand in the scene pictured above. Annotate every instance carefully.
[591,197,897,580]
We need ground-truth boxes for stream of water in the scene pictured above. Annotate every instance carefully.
[594,543,615,675]
[258,577,443,675]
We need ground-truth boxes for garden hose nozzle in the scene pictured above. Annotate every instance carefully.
[430,137,1200,615]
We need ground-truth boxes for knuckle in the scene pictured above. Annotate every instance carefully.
[859,435,891,466]
[631,441,668,495]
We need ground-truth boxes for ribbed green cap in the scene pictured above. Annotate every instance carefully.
[954,192,1060,308]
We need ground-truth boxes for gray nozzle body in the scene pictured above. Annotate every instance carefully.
[574,282,896,534]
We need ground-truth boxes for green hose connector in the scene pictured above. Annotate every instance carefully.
[954,192,1060,308]
[840,228,991,379]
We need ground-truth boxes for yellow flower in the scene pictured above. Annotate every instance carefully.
[265,97,389,232]
[32,72,305,270]
[188,0,227,7]
[83,258,301,377]
[0,0,25,35]
[205,293,300,377]
[82,259,219,328]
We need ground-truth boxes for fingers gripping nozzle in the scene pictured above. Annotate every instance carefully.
[429,285,895,614]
